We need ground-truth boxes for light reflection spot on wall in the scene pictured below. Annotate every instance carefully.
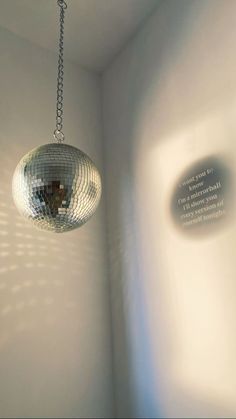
[16,322,27,332]
[15,302,25,311]
[24,263,34,268]
[15,251,24,256]
[37,262,45,268]
[44,297,54,305]
[37,236,46,242]
[51,265,60,271]
[39,252,47,257]
[28,251,36,256]
[15,232,23,237]
[2,305,12,316]
[23,280,32,288]
[11,285,21,293]
[28,298,37,307]
[0,251,9,257]
[53,279,63,287]
[37,279,47,286]
[9,265,18,271]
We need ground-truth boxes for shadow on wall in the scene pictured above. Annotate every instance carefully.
[105,0,236,417]
[107,171,160,418]
[0,142,104,417]
[170,155,234,238]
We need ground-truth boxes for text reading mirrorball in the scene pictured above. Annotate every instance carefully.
[12,143,102,233]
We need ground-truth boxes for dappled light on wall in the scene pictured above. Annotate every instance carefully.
[0,143,103,354]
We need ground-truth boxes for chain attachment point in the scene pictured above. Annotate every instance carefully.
[54,129,65,143]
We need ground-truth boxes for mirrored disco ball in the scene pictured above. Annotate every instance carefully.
[12,143,102,233]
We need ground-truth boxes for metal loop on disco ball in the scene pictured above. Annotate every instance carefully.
[53,129,65,143]
[12,143,102,233]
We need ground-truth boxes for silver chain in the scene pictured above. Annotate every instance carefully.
[54,0,67,143]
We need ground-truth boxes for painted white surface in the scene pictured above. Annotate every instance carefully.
[0,0,158,72]
[102,0,236,417]
[0,26,113,418]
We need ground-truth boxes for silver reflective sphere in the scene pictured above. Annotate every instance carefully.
[12,143,102,233]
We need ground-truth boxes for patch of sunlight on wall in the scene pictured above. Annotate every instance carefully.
[134,103,236,414]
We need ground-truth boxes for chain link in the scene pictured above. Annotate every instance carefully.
[54,0,67,143]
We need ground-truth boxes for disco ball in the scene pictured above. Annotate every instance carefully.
[12,143,102,233]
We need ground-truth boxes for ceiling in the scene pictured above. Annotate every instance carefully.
[0,0,158,72]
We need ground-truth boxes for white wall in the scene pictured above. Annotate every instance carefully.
[0,26,114,418]
[103,0,236,417]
